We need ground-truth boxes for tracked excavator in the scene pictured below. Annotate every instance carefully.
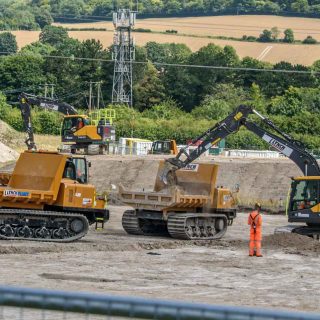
[19,92,115,154]
[161,105,320,237]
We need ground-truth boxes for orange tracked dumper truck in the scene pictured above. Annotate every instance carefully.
[0,151,109,242]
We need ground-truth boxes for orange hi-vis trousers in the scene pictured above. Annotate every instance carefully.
[248,210,262,256]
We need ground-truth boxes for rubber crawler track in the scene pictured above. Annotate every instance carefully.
[122,210,144,235]
[167,213,228,240]
[0,209,89,243]
[122,211,229,240]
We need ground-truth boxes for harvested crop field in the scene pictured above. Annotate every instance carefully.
[10,28,320,66]
[67,30,320,65]
[6,15,320,65]
[56,15,320,41]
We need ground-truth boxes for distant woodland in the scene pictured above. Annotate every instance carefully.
[0,26,320,150]
[1,0,320,31]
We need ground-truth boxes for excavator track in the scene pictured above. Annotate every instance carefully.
[167,213,228,240]
[0,209,89,243]
[122,210,144,235]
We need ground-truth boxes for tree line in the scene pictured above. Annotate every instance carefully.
[2,0,320,31]
[0,26,320,150]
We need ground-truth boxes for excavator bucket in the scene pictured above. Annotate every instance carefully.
[154,161,218,199]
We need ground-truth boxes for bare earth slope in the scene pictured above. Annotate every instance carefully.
[0,120,60,153]
[89,155,300,210]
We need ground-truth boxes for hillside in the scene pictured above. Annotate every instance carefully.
[9,15,320,65]
[0,120,60,153]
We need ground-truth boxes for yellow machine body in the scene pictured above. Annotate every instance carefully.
[150,140,178,155]
[120,161,236,213]
[0,151,109,242]
[61,112,116,153]
[288,176,320,222]
[0,151,106,212]
[119,162,236,240]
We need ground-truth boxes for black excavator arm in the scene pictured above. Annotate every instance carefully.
[18,93,78,150]
[164,105,320,181]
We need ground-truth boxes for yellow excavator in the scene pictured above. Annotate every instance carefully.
[149,140,178,155]
[161,105,320,237]
[19,92,115,154]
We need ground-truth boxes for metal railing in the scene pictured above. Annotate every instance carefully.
[0,286,319,320]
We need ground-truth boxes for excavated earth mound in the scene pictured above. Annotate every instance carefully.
[263,233,320,254]
[0,141,18,163]
[0,120,19,163]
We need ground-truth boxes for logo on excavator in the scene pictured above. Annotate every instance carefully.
[40,102,58,111]
[181,164,199,172]
[262,134,293,157]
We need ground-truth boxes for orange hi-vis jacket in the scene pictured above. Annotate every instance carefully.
[248,211,262,240]
[248,210,262,256]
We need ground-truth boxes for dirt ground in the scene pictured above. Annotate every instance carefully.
[0,205,320,313]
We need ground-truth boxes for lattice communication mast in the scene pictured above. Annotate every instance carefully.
[112,8,136,106]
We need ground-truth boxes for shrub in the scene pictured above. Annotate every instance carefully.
[165,30,178,34]
[0,32,18,55]
[258,29,273,42]
[283,29,294,43]
[65,28,107,31]
[302,36,317,44]
[133,28,152,33]
[246,36,257,42]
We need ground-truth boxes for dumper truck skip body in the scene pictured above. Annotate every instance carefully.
[0,151,109,242]
[119,162,236,240]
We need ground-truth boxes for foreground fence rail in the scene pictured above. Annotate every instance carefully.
[0,286,319,320]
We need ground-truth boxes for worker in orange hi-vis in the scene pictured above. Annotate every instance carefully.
[248,203,263,257]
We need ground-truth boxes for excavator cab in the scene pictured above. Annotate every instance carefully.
[61,114,116,154]
[289,178,319,214]
[150,140,178,155]
[62,115,89,136]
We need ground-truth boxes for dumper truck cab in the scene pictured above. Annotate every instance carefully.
[0,151,109,242]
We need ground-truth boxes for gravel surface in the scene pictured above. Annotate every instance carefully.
[0,206,319,313]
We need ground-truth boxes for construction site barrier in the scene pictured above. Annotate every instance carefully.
[108,140,153,156]
[0,286,319,320]
[224,149,282,158]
